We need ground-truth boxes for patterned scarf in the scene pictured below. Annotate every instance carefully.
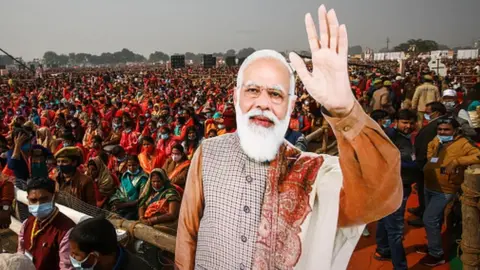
[252,144,324,269]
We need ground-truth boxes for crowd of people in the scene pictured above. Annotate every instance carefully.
[0,50,478,269]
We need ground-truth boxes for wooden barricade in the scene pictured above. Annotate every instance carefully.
[461,164,480,269]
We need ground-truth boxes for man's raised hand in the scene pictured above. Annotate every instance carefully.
[289,5,355,118]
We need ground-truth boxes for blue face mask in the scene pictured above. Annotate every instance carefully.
[70,253,97,270]
[29,199,54,219]
[382,119,392,128]
[424,114,431,121]
[161,134,169,140]
[127,168,140,175]
[438,135,454,143]
[21,143,31,152]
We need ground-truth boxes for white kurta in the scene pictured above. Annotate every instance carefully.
[296,153,365,270]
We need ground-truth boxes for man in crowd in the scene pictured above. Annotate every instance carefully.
[412,75,440,129]
[418,116,480,266]
[69,217,152,270]
[54,146,96,206]
[374,109,419,269]
[441,89,476,138]
[18,177,75,270]
[175,5,402,269]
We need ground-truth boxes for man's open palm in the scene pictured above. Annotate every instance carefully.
[290,5,355,117]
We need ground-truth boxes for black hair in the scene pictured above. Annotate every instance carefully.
[426,102,447,115]
[141,136,154,145]
[127,155,139,164]
[92,135,103,144]
[395,109,417,121]
[27,177,56,194]
[370,110,389,122]
[98,152,109,165]
[437,116,460,129]
[69,217,117,255]
[110,145,125,156]
[62,132,76,142]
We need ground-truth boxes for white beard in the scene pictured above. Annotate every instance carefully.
[235,104,290,162]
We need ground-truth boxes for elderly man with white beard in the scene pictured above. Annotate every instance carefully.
[175,4,402,270]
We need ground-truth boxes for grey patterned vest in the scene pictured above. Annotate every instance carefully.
[194,133,268,270]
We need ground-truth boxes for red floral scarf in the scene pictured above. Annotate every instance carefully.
[252,144,324,269]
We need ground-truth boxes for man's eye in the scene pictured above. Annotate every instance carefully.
[247,88,258,93]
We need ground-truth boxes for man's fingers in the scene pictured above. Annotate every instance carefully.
[327,9,339,51]
[289,52,312,86]
[338,24,349,56]
[305,13,320,52]
[318,5,328,49]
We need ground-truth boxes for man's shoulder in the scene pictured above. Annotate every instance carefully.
[201,133,237,148]
[53,211,76,229]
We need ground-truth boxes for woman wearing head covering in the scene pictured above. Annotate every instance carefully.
[181,126,200,160]
[162,144,190,189]
[138,168,182,229]
[86,156,119,208]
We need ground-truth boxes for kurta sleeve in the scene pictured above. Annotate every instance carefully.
[323,101,403,227]
[175,145,204,270]
[1,180,14,204]
[17,220,27,253]
[59,228,74,270]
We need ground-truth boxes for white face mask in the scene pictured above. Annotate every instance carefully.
[235,101,290,162]
[70,252,98,270]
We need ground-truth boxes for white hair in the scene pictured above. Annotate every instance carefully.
[236,49,296,98]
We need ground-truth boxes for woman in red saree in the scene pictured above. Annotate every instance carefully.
[138,136,165,174]
[162,144,190,189]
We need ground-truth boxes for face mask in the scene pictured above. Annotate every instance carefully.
[172,154,182,162]
[127,168,140,175]
[143,145,154,153]
[125,129,132,133]
[117,156,127,162]
[29,199,54,219]
[437,135,454,143]
[188,135,196,141]
[382,119,392,128]
[443,101,456,111]
[205,113,212,119]
[70,110,75,115]
[71,123,77,128]
[218,124,225,129]
[113,123,121,129]
[145,114,151,118]
[424,114,431,121]
[161,134,169,140]
[157,122,164,128]
[63,142,72,147]
[139,121,145,125]
[59,164,76,175]
[70,253,97,270]
[21,143,31,152]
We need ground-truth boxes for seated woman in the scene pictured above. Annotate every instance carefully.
[138,168,181,231]
[138,136,165,174]
[86,157,119,209]
[181,126,200,160]
[109,155,148,220]
[162,144,190,189]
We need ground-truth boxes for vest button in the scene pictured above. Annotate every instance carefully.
[243,206,250,213]
[241,235,247,243]
[246,176,253,183]
[240,263,246,270]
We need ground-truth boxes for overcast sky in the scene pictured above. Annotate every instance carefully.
[1,0,479,60]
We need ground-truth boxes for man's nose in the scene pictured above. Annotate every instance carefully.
[254,90,272,110]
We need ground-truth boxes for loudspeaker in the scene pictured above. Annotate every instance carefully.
[225,56,236,67]
[171,55,185,69]
[203,54,216,68]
